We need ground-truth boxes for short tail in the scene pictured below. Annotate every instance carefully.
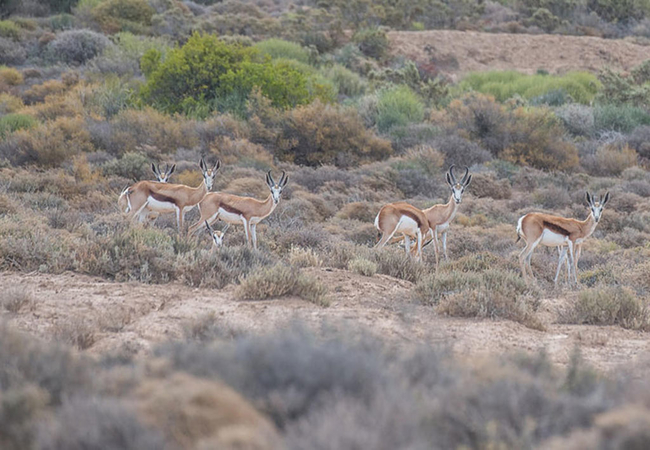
[515,216,525,245]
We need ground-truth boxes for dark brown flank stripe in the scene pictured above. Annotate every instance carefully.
[543,221,571,236]
[402,210,423,228]
[149,190,179,207]
[219,202,245,217]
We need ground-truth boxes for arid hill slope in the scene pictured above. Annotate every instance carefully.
[389,30,650,79]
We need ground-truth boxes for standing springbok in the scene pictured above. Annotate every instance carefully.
[205,221,229,249]
[374,202,430,262]
[118,158,220,233]
[516,191,609,286]
[391,165,472,264]
[151,162,176,183]
[188,171,288,249]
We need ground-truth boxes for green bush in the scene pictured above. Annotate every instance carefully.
[254,38,310,64]
[353,27,389,59]
[323,64,367,98]
[375,85,425,132]
[91,0,154,34]
[0,20,20,40]
[141,33,316,116]
[458,71,601,104]
[594,104,650,133]
[0,114,37,139]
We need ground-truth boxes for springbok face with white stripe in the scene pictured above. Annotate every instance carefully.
[205,221,229,248]
[587,191,609,223]
[151,163,176,183]
[446,165,472,204]
[267,171,288,204]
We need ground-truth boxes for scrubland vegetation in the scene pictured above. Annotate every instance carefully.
[1,0,650,447]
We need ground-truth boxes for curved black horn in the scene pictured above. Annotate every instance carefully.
[460,167,470,185]
[448,165,457,184]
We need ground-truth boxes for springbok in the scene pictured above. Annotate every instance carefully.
[205,221,229,249]
[151,162,176,183]
[188,171,288,249]
[516,191,609,286]
[374,202,430,262]
[118,158,220,233]
[391,165,472,264]
[147,162,177,224]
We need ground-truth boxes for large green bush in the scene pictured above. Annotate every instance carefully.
[458,71,601,104]
[253,38,310,64]
[375,85,425,132]
[594,104,650,133]
[140,33,318,116]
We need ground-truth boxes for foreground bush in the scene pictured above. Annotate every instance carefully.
[236,263,329,306]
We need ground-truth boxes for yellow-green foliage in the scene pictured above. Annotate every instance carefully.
[0,93,24,114]
[0,67,23,86]
[92,0,155,33]
[254,38,311,64]
[236,264,329,306]
[458,71,601,104]
[348,257,377,277]
[0,20,20,40]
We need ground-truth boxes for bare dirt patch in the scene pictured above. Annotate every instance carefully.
[1,269,648,372]
[389,30,650,79]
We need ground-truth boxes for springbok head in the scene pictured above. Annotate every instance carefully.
[205,221,229,248]
[586,191,610,223]
[151,162,176,183]
[199,158,221,191]
[266,170,288,204]
[445,165,472,204]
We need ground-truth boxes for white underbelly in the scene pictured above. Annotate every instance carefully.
[217,208,244,224]
[147,196,177,213]
[540,230,569,247]
[396,216,420,237]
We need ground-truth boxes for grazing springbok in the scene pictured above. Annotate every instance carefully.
[516,191,610,286]
[205,221,229,249]
[151,162,176,183]
[189,171,288,249]
[118,158,220,233]
[374,202,430,262]
[391,165,472,264]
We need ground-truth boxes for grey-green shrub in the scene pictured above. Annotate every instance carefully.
[45,29,111,65]
[254,38,310,64]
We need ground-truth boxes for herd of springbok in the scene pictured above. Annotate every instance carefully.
[119,160,609,288]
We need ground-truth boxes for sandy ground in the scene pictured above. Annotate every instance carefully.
[1,268,648,373]
[389,30,650,79]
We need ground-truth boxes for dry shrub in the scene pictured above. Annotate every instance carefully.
[175,169,203,188]
[23,90,84,121]
[593,144,638,176]
[135,373,281,450]
[37,397,164,450]
[559,286,650,331]
[183,312,246,343]
[0,195,17,215]
[469,172,512,199]
[236,264,329,306]
[0,287,33,313]
[0,384,49,450]
[348,257,377,277]
[276,100,392,168]
[291,191,336,221]
[21,80,67,105]
[336,201,377,222]
[221,175,268,199]
[0,67,23,86]
[53,318,97,350]
[212,136,273,168]
[0,93,23,114]
[373,248,428,283]
[288,246,322,268]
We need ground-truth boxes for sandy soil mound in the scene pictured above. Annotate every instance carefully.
[1,269,648,372]
[389,30,650,79]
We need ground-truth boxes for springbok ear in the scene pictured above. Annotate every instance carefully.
[281,175,289,187]
[213,160,221,172]
[199,158,206,171]
[222,223,230,233]
[602,191,610,205]
[446,172,453,186]
[464,174,472,187]
[151,163,158,176]
[169,164,176,175]
[585,191,592,206]
[204,220,213,234]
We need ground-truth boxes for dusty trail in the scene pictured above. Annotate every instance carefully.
[2,269,648,372]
